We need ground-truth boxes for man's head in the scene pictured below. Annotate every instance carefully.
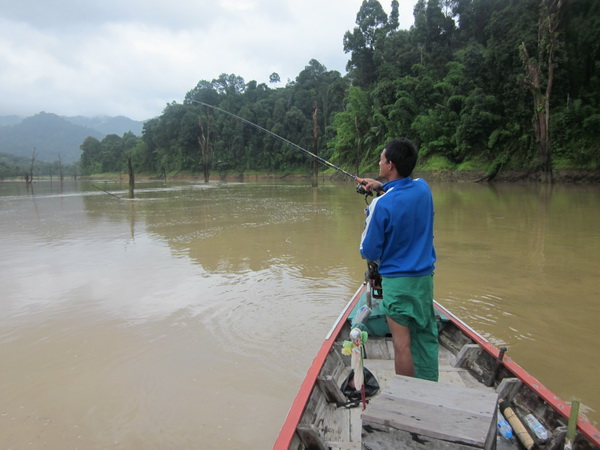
[379,138,418,179]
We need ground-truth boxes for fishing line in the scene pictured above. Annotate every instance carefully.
[190,100,367,186]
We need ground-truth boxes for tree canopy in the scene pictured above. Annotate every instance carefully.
[78,0,600,181]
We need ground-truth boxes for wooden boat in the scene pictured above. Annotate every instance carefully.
[274,283,600,449]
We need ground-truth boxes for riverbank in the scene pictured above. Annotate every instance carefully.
[5,168,599,184]
[164,169,598,184]
[414,169,600,183]
[162,168,597,184]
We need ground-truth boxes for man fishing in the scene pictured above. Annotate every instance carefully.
[359,137,438,382]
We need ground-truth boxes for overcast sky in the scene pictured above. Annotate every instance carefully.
[0,0,416,121]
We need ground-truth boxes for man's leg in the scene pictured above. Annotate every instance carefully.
[411,314,439,381]
[386,316,414,377]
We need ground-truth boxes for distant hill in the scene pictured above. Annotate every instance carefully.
[0,112,145,164]
[63,115,144,136]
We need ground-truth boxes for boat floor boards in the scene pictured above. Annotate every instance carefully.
[326,338,519,450]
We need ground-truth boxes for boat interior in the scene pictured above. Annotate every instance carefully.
[288,287,597,449]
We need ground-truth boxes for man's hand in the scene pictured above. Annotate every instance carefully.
[361,178,383,192]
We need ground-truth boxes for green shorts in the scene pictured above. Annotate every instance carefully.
[381,275,439,381]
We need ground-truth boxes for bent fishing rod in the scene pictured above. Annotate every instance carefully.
[190,100,372,195]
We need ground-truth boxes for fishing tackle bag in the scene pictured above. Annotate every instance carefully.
[339,367,380,402]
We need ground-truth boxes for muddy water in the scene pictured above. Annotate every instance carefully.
[0,179,598,449]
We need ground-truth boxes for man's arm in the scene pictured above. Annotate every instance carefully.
[360,200,385,262]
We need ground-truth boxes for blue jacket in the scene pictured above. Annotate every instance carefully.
[360,177,436,277]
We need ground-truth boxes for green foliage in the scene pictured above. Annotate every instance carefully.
[80,132,141,175]
[76,0,600,177]
[330,86,373,173]
[417,155,455,171]
[143,64,349,178]
[344,0,389,87]
[551,99,600,167]
[0,151,77,179]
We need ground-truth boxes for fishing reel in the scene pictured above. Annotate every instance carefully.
[356,183,373,197]
[365,260,383,300]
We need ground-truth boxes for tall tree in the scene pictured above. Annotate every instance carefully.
[80,136,102,175]
[412,0,457,74]
[344,0,389,87]
[311,101,319,187]
[520,0,564,183]
[330,86,372,173]
[269,72,281,85]
[198,113,212,183]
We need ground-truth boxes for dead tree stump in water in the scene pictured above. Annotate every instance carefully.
[128,156,135,199]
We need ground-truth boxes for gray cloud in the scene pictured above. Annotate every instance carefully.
[0,0,415,121]
[1,0,220,30]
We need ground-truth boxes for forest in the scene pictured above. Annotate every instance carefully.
[75,0,599,183]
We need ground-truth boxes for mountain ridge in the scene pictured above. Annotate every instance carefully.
[0,112,145,164]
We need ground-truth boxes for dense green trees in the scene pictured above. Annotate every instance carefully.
[335,0,599,180]
[79,132,143,176]
[0,151,76,180]
[78,0,600,181]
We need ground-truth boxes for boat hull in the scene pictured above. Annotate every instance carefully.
[274,283,600,449]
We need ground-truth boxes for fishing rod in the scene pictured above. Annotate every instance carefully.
[190,100,371,195]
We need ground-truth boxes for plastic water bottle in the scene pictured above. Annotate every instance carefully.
[497,412,514,439]
[524,413,549,442]
[352,305,371,328]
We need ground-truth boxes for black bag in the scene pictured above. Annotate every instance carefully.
[340,367,380,402]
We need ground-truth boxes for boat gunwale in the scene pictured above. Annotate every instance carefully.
[433,300,600,446]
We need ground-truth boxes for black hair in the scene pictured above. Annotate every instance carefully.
[384,138,418,178]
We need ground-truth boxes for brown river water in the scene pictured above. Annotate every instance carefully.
[0,179,598,449]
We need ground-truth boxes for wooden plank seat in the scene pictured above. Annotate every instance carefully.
[361,375,499,449]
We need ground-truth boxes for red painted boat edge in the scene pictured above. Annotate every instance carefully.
[434,300,600,447]
[273,284,366,450]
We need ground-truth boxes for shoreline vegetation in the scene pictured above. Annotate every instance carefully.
[76,0,600,187]
[127,169,600,184]
[4,1,599,186]
[5,168,599,184]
